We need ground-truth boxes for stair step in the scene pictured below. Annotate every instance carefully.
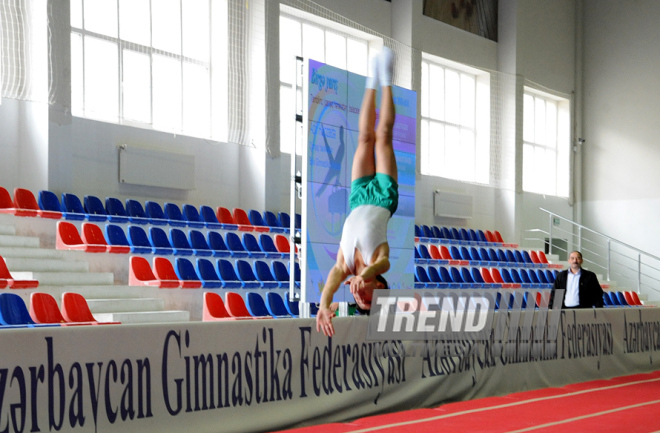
[94,310,190,324]
[87,298,165,313]
[3,257,89,272]
[33,285,160,299]
[0,225,16,236]
[0,234,40,248]
[11,271,114,286]
[0,247,65,259]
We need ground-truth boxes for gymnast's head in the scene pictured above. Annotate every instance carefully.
[354,274,389,315]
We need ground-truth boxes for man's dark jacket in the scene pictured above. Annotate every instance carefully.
[551,269,604,308]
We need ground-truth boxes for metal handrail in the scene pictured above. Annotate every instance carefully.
[536,208,660,296]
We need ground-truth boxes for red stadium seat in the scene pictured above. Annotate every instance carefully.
[231,208,256,232]
[0,187,20,216]
[29,292,93,325]
[81,223,118,253]
[216,206,237,226]
[12,188,39,217]
[153,257,190,288]
[493,230,505,243]
[61,292,120,325]
[203,292,250,321]
[129,256,177,288]
[57,221,106,252]
[0,256,39,289]
[428,245,442,260]
[225,292,265,319]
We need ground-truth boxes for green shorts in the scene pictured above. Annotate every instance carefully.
[349,173,399,216]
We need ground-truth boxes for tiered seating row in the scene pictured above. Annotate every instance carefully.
[415,265,558,289]
[57,221,295,259]
[0,292,119,328]
[0,186,301,234]
[604,291,646,307]
[415,243,562,269]
[415,224,518,248]
[203,291,302,320]
[129,256,300,289]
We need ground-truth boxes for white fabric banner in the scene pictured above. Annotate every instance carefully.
[0,307,659,433]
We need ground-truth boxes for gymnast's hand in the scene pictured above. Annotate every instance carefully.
[316,307,335,337]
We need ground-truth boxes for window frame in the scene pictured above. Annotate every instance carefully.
[522,87,571,197]
[70,0,226,141]
[420,53,491,184]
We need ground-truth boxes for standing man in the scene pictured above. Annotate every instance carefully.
[552,251,604,308]
[316,47,398,337]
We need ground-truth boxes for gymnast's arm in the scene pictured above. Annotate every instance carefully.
[349,243,390,293]
[317,249,350,336]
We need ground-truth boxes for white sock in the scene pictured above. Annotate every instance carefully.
[379,46,394,87]
[365,55,379,89]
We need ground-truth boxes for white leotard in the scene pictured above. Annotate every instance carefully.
[339,205,390,274]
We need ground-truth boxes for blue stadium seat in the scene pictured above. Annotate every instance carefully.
[615,291,630,306]
[278,212,291,231]
[471,267,494,288]
[602,292,614,307]
[289,261,301,287]
[414,246,427,264]
[188,230,213,256]
[284,296,299,317]
[104,224,131,252]
[225,232,249,258]
[199,205,223,229]
[414,225,423,238]
[509,269,523,284]
[263,211,286,233]
[207,231,231,257]
[148,227,174,255]
[105,197,130,224]
[37,190,63,219]
[414,266,432,288]
[505,250,517,264]
[145,201,168,226]
[427,266,447,288]
[246,293,271,317]
[450,267,467,288]
[163,203,188,227]
[536,269,550,285]
[271,261,290,289]
[521,250,536,266]
[254,260,280,289]
[61,193,87,220]
[432,226,443,239]
[500,268,514,284]
[175,258,202,286]
[265,292,290,318]
[513,250,525,265]
[242,233,266,259]
[83,195,109,221]
[295,213,301,230]
[488,248,500,262]
[182,204,206,228]
[418,244,435,263]
[0,293,56,328]
[125,199,150,225]
[235,260,261,289]
[216,259,243,289]
[248,210,270,231]
[127,226,153,254]
[545,269,556,284]
[459,228,471,243]
[169,228,194,256]
[477,229,488,243]
[497,249,508,263]
[195,258,223,288]
[258,234,285,259]
[460,267,476,287]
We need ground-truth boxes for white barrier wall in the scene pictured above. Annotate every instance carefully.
[1,307,659,433]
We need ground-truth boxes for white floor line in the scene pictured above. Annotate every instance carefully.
[344,376,660,433]
[504,398,660,433]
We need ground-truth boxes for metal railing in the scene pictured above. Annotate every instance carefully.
[524,208,660,297]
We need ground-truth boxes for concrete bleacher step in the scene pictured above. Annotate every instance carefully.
[10,271,114,286]
[0,246,65,259]
[93,310,190,324]
[0,225,16,236]
[0,234,40,248]
[3,257,89,272]
[35,285,159,299]
[87,298,165,314]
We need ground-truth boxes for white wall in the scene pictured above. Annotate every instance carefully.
[581,0,660,257]
[0,0,582,247]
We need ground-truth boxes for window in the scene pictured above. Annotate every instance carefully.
[522,89,570,197]
[420,55,490,183]
[70,0,228,141]
[279,7,377,154]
